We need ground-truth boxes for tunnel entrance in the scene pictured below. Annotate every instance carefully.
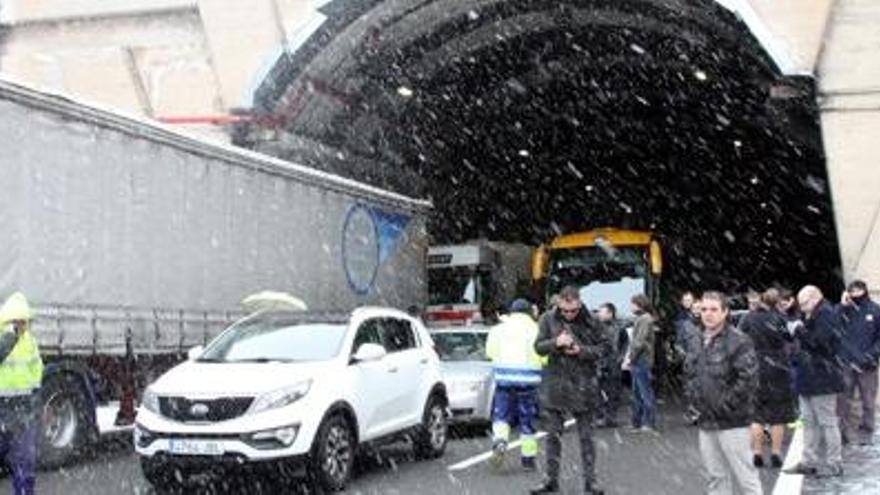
[242,0,843,298]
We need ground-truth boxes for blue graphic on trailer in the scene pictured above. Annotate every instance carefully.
[342,205,411,295]
[372,209,411,263]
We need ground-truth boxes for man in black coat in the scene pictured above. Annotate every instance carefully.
[784,286,845,477]
[836,280,880,446]
[595,303,625,428]
[531,286,607,495]
[684,292,762,495]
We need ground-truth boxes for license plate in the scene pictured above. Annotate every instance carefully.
[167,439,225,456]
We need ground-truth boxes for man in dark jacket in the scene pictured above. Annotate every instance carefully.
[835,280,880,446]
[594,303,625,428]
[674,291,697,351]
[531,286,607,495]
[685,292,762,495]
[784,286,844,477]
[675,296,702,354]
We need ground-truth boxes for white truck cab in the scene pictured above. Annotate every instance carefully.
[425,242,532,327]
[425,244,498,326]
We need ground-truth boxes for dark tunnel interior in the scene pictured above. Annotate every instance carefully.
[243,0,844,300]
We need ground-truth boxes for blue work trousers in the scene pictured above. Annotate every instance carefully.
[0,423,36,495]
[493,385,539,436]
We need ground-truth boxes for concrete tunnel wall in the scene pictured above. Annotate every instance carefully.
[817,0,880,294]
[723,0,880,295]
[237,1,880,300]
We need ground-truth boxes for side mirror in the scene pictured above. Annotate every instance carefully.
[187,345,205,361]
[352,343,387,363]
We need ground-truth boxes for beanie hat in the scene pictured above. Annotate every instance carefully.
[509,298,531,314]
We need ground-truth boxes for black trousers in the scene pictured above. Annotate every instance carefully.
[598,372,623,422]
[544,408,597,490]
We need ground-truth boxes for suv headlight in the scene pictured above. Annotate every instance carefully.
[248,424,300,449]
[248,380,312,414]
[141,388,160,414]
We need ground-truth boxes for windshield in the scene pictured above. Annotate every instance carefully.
[200,313,347,363]
[432,332,489,362]
[428,267,488,306]
[547,246,649,318]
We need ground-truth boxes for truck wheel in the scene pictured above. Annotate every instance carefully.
[38,373,95,468]
[308,414,355,492]
[414,395,448,459]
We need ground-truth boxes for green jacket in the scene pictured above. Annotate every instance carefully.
[628,312,656,368]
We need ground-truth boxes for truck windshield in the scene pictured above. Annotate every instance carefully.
[428,267,487,305]
[547,246,649,318]
[200,313,347,363]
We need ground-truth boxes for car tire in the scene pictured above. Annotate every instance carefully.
[309,414,356,492]
[38,372,97,469]
[414,395,448,460]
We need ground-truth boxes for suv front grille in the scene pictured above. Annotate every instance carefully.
[158,396,254,423]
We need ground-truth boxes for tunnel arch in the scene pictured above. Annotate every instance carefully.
[245,0,842,296]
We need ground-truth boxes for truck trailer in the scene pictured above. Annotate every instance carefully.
[0,78,431,467]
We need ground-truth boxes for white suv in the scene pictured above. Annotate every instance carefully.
[134,307,448,491]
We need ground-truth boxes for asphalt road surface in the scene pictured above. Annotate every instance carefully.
[25,402,792,495]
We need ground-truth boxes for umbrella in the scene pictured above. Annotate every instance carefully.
[241,291,308,312]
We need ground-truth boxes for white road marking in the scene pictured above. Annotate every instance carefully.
[772,425,805,495]
[447,419,577,472]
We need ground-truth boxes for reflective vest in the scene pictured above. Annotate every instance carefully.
[485,313,545,386]
[0,329,43,396]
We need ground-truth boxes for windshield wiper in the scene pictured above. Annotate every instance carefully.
[196,357,224,363]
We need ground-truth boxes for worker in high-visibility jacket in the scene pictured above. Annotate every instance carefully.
[0,292,44,495]
[485,298,546,470]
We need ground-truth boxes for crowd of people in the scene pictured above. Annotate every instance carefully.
[683,281,880,493]
[484,280,880,495]
[486,286,667,495]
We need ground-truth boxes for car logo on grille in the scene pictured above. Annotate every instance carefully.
[190,403,210,417]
